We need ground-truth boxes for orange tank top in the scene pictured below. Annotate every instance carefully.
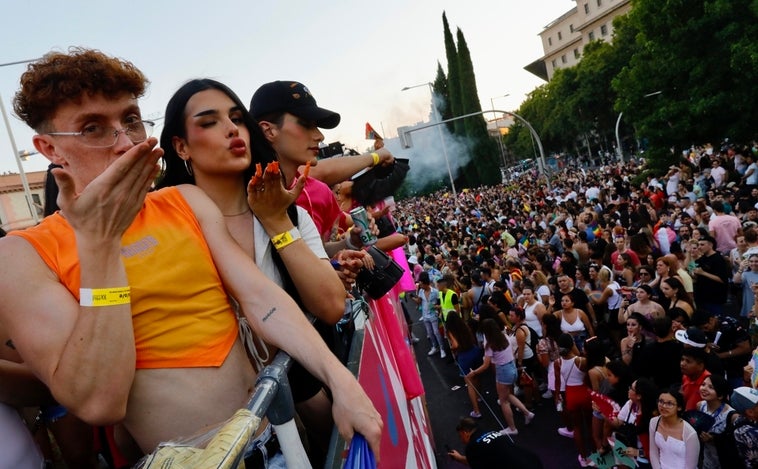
[10,187,238,369]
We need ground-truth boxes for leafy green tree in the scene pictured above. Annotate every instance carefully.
[613,0,758,156]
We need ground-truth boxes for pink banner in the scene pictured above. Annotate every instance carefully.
[390,247,417,292]
[370,296,424,399]
[357,303,435,468]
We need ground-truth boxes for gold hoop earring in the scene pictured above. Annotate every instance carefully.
[184,160,193,176]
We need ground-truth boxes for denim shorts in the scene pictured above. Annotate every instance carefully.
[243,424,286,469]
[495,360,518,385]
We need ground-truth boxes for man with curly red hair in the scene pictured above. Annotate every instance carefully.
[0,48,382,465]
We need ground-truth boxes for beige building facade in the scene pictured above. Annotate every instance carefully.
[526,0,632,81]
[0,170,45,232]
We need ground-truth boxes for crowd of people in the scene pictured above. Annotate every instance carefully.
[2,47,758,469]
[395,144,758,468]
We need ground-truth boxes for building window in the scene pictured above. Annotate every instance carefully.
[589,31,595,41]
[561,55,567,64]
[584,3,589,14]
[558,31,563,41]
[548,37,552,46]
[574,48,580,59]
[570,24,574,33]
[551,59,557,68]
[597,0,602,6]
[600,24,608,36]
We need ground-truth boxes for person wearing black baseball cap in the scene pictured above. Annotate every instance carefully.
[249,80,347,241]
[250,81,395,230]
[251,80,341,129]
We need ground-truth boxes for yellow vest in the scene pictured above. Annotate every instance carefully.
[439,289,457,322]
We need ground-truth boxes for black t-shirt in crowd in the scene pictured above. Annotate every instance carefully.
[554,288,592,316]
[465,429,544,469]
[694,252,730,304]
[639,339,683,389]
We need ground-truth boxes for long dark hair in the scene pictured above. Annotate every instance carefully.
[155,78,276,189]
[541,312,562,342]
[634,378,659,429]
[480,318,508,352]
[662,277,694,309]
[446,311,477,351]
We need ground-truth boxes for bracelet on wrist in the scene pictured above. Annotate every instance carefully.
[271,227,301,251]
[80,286,131,307]
[370,152,380,166]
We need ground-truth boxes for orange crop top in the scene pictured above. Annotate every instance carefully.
[10,187,238,369]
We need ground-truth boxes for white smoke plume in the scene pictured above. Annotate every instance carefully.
[383,94,474,194]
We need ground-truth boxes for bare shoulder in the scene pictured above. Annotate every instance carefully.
[0,236,58,287]
[175,184,212,209]
[0,236,75,373]
[175,184,223,225]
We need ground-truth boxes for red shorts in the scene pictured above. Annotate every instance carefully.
[565,384,592,412]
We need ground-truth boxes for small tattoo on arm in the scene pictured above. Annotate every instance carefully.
[5,339,15,350]
[262,307,277,322]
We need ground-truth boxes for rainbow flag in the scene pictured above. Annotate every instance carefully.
[519,235,530,248]
[592,223,601,238]
[365,122,382,140]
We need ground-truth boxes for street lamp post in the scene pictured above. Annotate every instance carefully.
[0,93,38,224]
[18,149,39,161]
[615,112,624,163]
[2,58,40,224]
[401,82,457,198]
[616,91,662,164]
[490,94,510,168]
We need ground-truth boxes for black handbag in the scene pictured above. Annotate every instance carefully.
[356,246,404,299]
[614,421,638,447]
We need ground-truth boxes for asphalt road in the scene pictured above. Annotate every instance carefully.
[404,298,586,469]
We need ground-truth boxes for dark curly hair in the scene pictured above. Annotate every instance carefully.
[13,47,147,131]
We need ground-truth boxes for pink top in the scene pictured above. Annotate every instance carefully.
[295,176,343,240]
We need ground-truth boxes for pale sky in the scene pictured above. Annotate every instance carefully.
[0,0,573,174]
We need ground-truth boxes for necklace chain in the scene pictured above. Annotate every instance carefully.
[223,209,250,217]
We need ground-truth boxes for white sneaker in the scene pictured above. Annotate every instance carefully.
[427,347,438,356]
[558,427,574,438]
[524,412,535,426]
[501,427,518,436]
[440,349,447,358]
[542,389,553,399]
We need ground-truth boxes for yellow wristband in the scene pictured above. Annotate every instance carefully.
[271,227,301,251]
[80,287,131,307]
[370,152,380,166]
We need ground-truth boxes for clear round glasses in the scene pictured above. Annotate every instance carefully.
[47,119,155,148]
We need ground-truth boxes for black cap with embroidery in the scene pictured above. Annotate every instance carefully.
[250,81,340,129]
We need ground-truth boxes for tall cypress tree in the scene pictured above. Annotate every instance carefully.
[432,62,448,121]
[442,12,465,136]
[456,28,500,185]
